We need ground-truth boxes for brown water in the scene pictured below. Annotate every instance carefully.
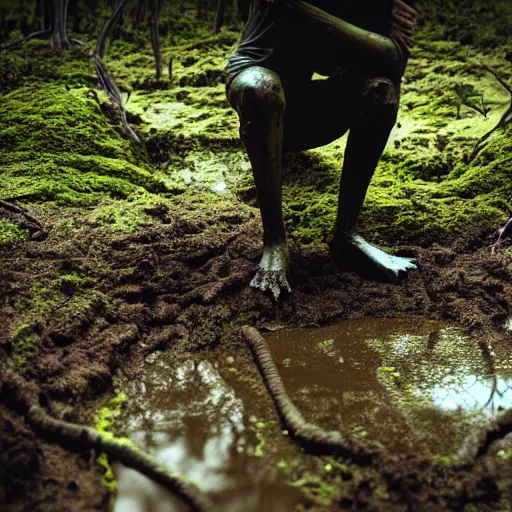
[112,317,512,511]
[113,357,301,512]
[265,317,512,454]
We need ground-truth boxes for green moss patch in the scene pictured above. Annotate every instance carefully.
[0,219,27,244]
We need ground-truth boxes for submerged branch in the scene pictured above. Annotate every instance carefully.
[241,325,378,464]
[0,371,211,512]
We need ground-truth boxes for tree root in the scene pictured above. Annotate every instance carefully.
[0,199,48,240]
[453,409,512,469]
[0,371,211,512]
[241,325,378,464]
[0,0,84,51]
[491,217,512,254]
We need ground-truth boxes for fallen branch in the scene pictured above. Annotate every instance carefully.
[241,325,378,464]
[1,371,211,512]
[92,0,140,143]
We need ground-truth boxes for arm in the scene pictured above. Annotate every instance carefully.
[296,0,404,74]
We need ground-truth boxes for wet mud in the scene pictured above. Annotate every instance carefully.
[113,354,302,512]
[1,199,512,511]
[1,10,512,512]
[265,318,512,456]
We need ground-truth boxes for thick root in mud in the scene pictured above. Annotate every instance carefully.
[1,373,211,512]
[453,408,512,468]
[241,325,378,464]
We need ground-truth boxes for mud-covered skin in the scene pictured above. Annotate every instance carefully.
[227,2,417,299]
[250,243,291,299]
[330,232,417,283]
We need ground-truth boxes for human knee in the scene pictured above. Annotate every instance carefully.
[361,77,399,114]
[227,67,286,116]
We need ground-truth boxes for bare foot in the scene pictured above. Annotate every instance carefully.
[330,232,416,283]
[251,244,291,300]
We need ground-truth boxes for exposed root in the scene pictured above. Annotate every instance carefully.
[453,409,512,469]
[0,200,48,240]
[241,325,378,464]
[0,29,52,50]
[491,217,512,254]
[1,371,211,512]
[0,0,84,51]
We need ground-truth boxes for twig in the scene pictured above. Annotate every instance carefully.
[241,325,378,464]
[469,67,512,162]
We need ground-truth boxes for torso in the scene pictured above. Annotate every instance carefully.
[226,0,415,83]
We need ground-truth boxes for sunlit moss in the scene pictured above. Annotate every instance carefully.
[94,391,128,491]
[0,219,27,245]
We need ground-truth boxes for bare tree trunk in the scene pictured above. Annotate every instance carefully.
[50,0,71,49]
[150,0,162,79]
[214,0,226,32]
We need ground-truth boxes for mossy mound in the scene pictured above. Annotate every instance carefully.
[0,62,171,206]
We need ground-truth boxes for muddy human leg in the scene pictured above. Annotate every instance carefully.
[330,77,416,282]
[227,66,290,299]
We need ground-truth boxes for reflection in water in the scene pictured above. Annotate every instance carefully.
[114,317,512,510]
[114,357,300,512]
[265,318,512,455]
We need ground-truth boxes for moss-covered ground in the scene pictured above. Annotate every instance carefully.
[0,2,512,511]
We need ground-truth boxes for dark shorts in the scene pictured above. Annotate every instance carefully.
[227,67,375,153]
[280,71,369,152]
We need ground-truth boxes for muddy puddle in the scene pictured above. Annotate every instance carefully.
[113,356,302,512]
[113,317,512,511]
[266,317,512,455]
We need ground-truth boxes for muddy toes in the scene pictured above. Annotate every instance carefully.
[250,268,292,300]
